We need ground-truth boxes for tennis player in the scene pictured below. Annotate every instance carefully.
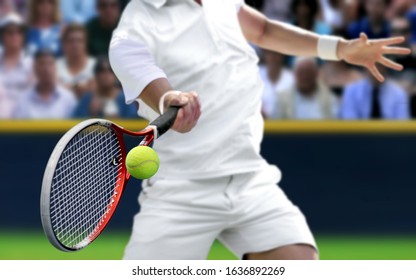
[109,0,410,260]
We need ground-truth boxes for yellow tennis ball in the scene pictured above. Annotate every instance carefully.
[126,146,160,180]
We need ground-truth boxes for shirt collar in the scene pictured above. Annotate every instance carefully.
[142,0,197,9]
[142,0,167,9]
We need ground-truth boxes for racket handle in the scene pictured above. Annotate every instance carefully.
[150,106,180,137]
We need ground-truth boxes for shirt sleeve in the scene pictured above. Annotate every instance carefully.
[235,0,244,11]
[109,5,167,105]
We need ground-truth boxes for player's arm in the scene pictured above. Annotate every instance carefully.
[109,35,200,134]
[238,5,411,82]
[139,78,201,133]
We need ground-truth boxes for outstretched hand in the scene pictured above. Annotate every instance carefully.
[337,33,412,82]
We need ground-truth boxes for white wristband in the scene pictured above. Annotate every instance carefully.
[159,90,181,114]
[317,35,342,61]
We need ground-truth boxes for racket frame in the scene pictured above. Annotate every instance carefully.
[41,119,155,252]
[41,106,179,252]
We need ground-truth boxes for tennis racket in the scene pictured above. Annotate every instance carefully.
[40,106,179,252]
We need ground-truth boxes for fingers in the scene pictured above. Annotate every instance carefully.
[181,93,197,127]
[348,34,409,82]
[189,91,201,123]
[169,91,201,133]
[166,93,189,107]
[360,32,368,44]
[372,36,405,46]
[368,64,385,83]
[382,46,412,55]
[378,56,404,71]
[174,108,185,129]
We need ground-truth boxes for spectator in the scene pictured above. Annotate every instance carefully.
[320,0,343,29]
[390,16,416,72]
[60,0,96,24]
[387,0,412,19]
[27,0,62,56]
[277,57,339,120]
[340,68,409,120]
[57,24,96,99]
[0,1,18,53]
[0,78,12,118]
[260,50,294,118]
[407,3,416,44]
[341,0,365,29]
[320,60,363,97]
[13,49,76,119]
[347,0,391,39]
[13,0,26,17]
[73,56,137,119]
[262,0,292,22]
[0,0,14,19]
[291,0,332,35]
[86,0,120,56]
[389,17,416,117]
[0,13,35,116]
[120,0,131,11]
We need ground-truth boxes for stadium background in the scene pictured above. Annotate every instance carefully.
[1,121,416,260]
[1,0,416,260]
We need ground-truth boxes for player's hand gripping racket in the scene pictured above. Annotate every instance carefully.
[40,107,179,252]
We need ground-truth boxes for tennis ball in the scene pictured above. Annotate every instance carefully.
[126,146,160,180]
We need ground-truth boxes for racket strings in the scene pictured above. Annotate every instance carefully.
[52,128,121,246]
[51,130,114,221]
[61,129,120,243]
[51,128,106,243]
[49,124,123,249]
[59,154,121,245]
[51,134,106,209]
[51,135,118,223]
[52,130,114,185]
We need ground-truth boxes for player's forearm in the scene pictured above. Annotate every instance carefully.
[239,5,344,61]
[257,19,321,57]
[139,78,173,114]
[254,18,350,60]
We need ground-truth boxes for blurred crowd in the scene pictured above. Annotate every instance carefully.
[0,0,415,120]
[258,0,416,120]
[0,0,136,119]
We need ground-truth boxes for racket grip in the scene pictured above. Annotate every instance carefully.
[150,106,180,137]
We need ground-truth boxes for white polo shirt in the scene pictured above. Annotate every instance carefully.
[110,0,273,179]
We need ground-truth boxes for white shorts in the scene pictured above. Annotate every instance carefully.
[123,165,316,260]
